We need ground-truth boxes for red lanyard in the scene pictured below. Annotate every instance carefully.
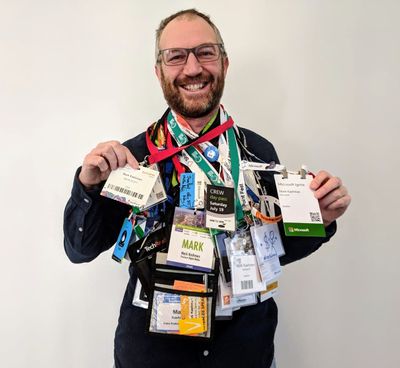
[145,120,186,176]
[146,116,234,165]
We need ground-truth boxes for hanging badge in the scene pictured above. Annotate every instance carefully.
[224,231,265,296]
[179,173,195,209]
[274,173,326,237]
[101,165,159,209]
[112,218,133,263]
[179,152,207,209]
[250,224,282,284]
[166,207,215,272]
[230,254,265,296]
[205,185,236,232]
[251,223,285,257]
[128,223,169,262]
[204,146,219,162]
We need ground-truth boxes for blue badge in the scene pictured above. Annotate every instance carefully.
[179,172,195,209]
[112,218,133,263]
[204,146,219,162]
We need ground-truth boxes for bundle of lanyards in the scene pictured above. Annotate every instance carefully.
[139,107,282,281]
[146,105,284,223]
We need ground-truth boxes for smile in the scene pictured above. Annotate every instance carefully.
[180,82,208,91]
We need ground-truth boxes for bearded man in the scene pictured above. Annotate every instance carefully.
[64,9,351,368]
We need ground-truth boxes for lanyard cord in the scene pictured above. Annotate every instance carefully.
[146,117,234,165]
[167,108,244,223]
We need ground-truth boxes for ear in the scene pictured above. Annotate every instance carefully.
[223,57,229,77]
[155,64,162,83]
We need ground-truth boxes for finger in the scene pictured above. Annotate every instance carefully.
[318,186,348,209]
[310,170,331,190]
[314,176,342,200]
[85,154,110,173]
[98,142,139,169]
[326,194,352,210]
[124,146,139,169]
[99,148,119,171]
[106,143,127,168]
[110,143,138,169]
[92,141,122,170]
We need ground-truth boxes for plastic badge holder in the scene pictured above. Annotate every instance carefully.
[128,223,171,296]
[146,254,219,340]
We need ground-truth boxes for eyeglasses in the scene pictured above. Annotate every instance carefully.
[158,43,224,66]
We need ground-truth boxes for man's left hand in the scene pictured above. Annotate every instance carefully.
[310,170,351,227]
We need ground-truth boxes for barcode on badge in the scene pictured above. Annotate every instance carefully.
[107,184,144,200]
[241,280,253,290]
[309,211,321,222]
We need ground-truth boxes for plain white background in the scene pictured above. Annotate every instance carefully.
[1,0,399,367]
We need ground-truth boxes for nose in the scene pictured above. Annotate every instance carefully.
[182,51,203,76]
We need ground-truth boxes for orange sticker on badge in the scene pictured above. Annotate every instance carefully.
[173,280,205,292]
[179,318,206,335]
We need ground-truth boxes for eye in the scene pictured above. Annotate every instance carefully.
[164,49,187,64]
[196,45,218,60]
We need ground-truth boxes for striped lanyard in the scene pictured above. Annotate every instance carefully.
[166,106,244,222]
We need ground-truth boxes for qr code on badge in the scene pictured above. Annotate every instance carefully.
[309,212,321,222]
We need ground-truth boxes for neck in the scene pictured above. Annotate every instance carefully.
[179,106,219,134]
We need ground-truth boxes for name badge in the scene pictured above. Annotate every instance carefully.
[230,254,265,296]
[205,185,235,232]
[250,224,282,284]
[224,231,265,296]
[274,173,326,237]
[101,165,159,208]
[166,207,215,272]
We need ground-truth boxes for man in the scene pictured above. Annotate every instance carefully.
[64,9,351,368]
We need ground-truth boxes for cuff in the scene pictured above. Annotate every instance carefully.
[70,167,104,214]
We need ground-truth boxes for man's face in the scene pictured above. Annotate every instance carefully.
[155,17,229,119]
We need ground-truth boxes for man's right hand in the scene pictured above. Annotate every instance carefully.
[78,141,139,189]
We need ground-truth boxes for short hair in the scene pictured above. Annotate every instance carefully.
[155,9,227,62]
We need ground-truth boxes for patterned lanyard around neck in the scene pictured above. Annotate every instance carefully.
[167,107,244,222]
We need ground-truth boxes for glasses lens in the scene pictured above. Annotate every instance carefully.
[163,49,188,65]
[196,44,220,62]
[161,44,222,66]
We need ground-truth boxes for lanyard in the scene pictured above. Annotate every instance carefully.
[226,126,243,220]
[166,107,244,223]
[146,116,234,165]
[167,111,224,185]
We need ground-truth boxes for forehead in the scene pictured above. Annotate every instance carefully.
[159,16,218,49]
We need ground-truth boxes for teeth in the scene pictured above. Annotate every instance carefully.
[183,83,205,91]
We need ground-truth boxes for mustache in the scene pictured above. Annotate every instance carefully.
[175,74,214,86]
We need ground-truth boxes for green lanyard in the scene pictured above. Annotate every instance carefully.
[167,110,244,223]
[227,127,244,221]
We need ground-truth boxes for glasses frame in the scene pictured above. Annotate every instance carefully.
[157,43,225,66]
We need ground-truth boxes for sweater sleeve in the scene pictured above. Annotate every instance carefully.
[239,127,337,266]
[63,132,148,263]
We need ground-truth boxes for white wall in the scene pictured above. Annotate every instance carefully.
[1,1,399,367]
